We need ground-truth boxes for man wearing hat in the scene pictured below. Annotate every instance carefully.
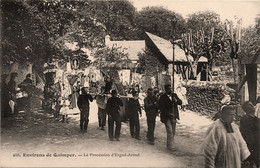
[128,90,142,140]
[203,106,250,168]
[77,87,93,132]
[106,90,123,141]
[159,84,182,151]
[240,101,260,167]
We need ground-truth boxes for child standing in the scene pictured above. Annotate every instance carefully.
[128,90,142,140]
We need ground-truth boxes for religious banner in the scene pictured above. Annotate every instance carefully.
[71,57,79,70]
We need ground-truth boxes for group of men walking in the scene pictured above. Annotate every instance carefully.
[77,84,260,168]
[79,84,182,150]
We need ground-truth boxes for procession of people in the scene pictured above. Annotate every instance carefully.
[1,65,259,168]
[1,69,260,168]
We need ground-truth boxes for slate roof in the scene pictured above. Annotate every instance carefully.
[145,32,208,62]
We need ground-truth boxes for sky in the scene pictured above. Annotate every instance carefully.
[131,0,260,27]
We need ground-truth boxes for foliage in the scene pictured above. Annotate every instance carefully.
[135,6,185,40]
[239,23,260,61]
[177,11,227,79]
[88,0,139,40]
[2,0,259,78]
[1,0,139,68]
[91,46,130,70]
[186,11,221,32]
[1,0,48,68]
[137,48,165,76]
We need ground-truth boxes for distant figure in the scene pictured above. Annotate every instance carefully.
[159,84,182,151]
[59,98,70,123]
[1,74,11,118]
[203,106,250,168]
[106,90,123,141]
[77,87,93,132]
[18,73,34,111]
[176,86,188,111]
[70,86,80,109]
[144,88,159,145]
[212,91,231,121]
[96,86,108,130]
[128,90,142,140]
[23,73,33,84]
[8,72,18,114]
[240,101,260,168]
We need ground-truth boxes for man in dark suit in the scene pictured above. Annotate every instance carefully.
[240,101,260,167]
[77,87,93,132]
[159,84,182,151]
[106,90,123,141]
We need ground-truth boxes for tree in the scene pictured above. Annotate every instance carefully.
[2,0,139,69]
[26,0,101,62]
[239,20,260,63]
[236,18,260,99]
[91,46,130,70]
[88,0,139,40]
[220,18,244,84]
[1,0,50,69]
[135,6,185,40]
[137,48,165,76]
[177,11,226,79]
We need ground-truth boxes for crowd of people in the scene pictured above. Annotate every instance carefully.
[72,83,182,147]
[75,83,260,168]
[1,72,260,168]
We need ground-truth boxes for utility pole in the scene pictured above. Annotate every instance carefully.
[171,16,177,91]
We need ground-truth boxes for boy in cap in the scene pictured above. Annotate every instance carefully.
[144,88,159,145]
[128,90,142,140]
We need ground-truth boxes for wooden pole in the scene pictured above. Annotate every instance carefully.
[172,41,175,91]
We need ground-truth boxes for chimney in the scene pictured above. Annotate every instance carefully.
[105,35,110,46]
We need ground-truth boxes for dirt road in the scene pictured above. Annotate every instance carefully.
[1,101,213,167]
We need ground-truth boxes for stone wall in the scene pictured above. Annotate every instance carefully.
[183,81,237,117]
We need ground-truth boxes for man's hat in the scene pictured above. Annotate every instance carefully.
[26,73,31,78]
[131,90,138,96]
[111,89,117,95]
[147,88,153,93]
